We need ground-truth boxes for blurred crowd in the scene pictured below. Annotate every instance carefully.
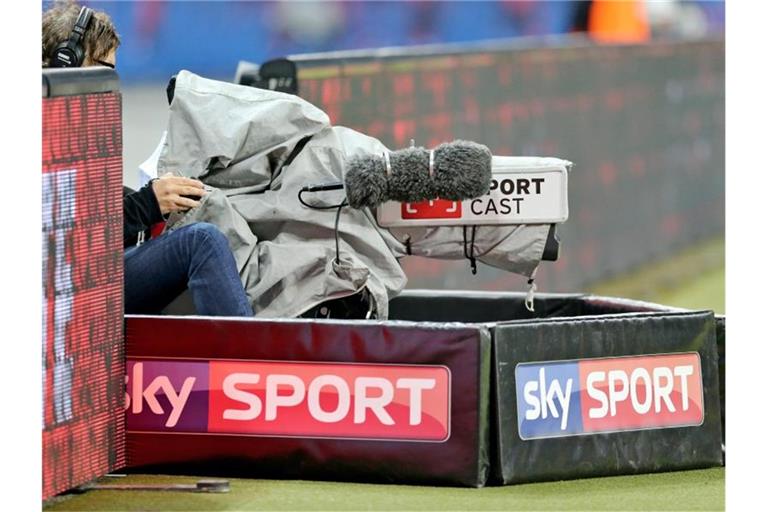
[46,0,724,83]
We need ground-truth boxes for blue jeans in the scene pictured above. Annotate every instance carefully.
[124,222,253,317]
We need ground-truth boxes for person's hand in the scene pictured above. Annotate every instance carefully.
[152,173,206,215]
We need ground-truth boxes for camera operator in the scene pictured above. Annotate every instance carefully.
[42,1,253,317]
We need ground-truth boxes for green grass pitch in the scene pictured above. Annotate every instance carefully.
[45,468,724,511]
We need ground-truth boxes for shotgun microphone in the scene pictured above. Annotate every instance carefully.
[300,140,493,209]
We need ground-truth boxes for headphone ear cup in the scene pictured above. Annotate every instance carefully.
[51,41,85,68]
[51,42,77,67]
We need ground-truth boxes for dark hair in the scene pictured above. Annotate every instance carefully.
[42,0,121,67]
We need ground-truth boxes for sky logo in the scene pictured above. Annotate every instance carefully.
[516,353,704,440]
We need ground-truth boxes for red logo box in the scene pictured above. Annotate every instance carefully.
[579,353,704,433]
[401,199,462,219]
[208,361,451,442]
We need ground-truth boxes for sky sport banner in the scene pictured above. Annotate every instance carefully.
[126,359,450,442]
[42,73,124,500]
[515,352,704,440]
[290,38,725,291]
[493,310,722,484]
[125,316,491,487]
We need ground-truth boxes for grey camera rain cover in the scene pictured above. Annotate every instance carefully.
[157,70,554,318]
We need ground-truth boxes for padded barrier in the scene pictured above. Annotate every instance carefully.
[492,310,722,484]
[125,316,492,487]
[126,290,723,487]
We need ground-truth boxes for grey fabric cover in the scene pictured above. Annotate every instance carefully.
[158,70,554,318]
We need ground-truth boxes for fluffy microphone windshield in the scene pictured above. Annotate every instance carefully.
[344,140,492,209]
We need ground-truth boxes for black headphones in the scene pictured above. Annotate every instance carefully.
[50,6,93,68]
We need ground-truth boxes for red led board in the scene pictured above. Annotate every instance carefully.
[42,90,125,500]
